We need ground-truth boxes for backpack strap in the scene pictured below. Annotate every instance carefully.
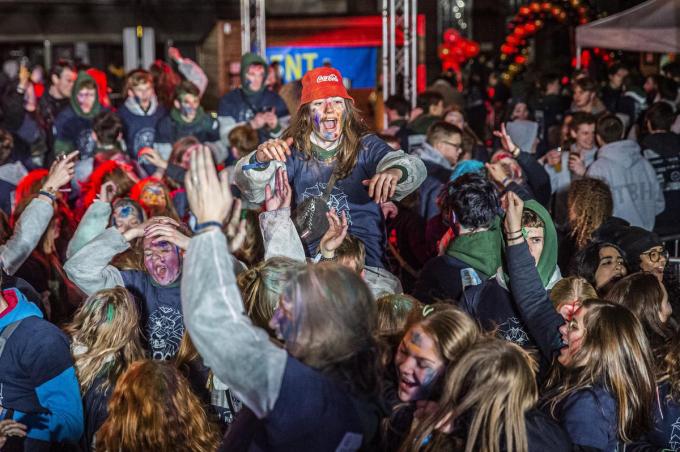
[0,319,22,361]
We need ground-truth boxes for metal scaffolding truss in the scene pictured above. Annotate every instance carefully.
[240,0,266,57]
[382,0,418,112]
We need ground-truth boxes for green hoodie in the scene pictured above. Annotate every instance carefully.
[241,52,268,96]
[70,71,101,119]
[446,216,503,279]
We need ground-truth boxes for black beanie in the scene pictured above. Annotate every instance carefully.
[616,226,662,272]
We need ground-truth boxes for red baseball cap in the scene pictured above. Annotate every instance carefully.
[300,67,353,106]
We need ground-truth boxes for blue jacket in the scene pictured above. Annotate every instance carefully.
[218,88,289,143]
[0,289,83,445]
[118,97,167,158]
[53,106,98,157]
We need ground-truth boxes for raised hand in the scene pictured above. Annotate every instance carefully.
[502,191,524,240]
[255,137,293,163]
[124,216,179,242]
[493,123,518,154]
[138,147,168,170]
[185,146,233,225]
[42,150,79,193]
[144,223,190,250]
[99,181,118,203]
[264,168,292,212]
[362,167,402,204]
[224,199,247,253]
[319,209,348,258]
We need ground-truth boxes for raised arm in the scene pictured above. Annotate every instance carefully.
[234,138,291,203]
[66,200,111,259]
[182,147,287,418]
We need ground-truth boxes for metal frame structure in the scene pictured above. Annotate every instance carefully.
[240,0,266,57]
[382,0,418,125]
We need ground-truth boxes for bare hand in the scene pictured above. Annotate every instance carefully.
[0,420,27,447]
[225,199,247,252]
[568,154,586,176]
[99,181,117,203]
[138,147,168,170]
[380,201,398,220]
[255,137,293,163]
[502,191,524,236]
[264,168,292,212]
[124,216,179,242]
[263,109,278,129]
[493,123,517,153]
[320,209,348,256]
[168,46,181,62]
[250,112,268,130]
[362,168,402,203]
[185,147,233,225]
[144,223,190,250]
[42,151,78,192]
[485,161,509,186]
[544,149,562,166]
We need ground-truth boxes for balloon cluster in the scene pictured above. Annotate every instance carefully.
[499,0,592,82]
[438,29,480,72]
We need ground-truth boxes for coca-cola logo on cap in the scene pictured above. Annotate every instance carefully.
[316,74,339,83]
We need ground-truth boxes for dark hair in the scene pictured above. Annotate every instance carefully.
[573,241,627,290]
[417,91,444,111]
[228,125,259,158]
[658,76,678,102]
[569,111,596,132]
[540,72,561,91]
[443,173,499,230]
[385,95,410,117]
[645,102,675,132]
[607,63,627,77]
[0,128,13,165]
[596,114,624,144]
[426,121,462,146]
[336,234,366,273]
[574,77,597,93]
[49,59,75,82]
[174,80,200,100]
[93,111,123,146]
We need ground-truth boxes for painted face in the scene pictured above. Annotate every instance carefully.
[140,183,167,209]
[269,295,294,342]
[639,246,668,281]
[435,134,463,166]
[572,86,594,109]
[660,283,673,324]
[54,68,76,98]
[570,123,595,150]
[112,202,143,232]
[177,93,199,120]
[245,64,265,92]
[394,325,445,402]
[180,144,200,170]
[558,305,588,366]
[130,82,154,108]
[77,88,97,114]
[444,111,465,130]
[143,236,181,285]
[310,97,346,143]
[512,102,529,120]
[525,227,544,266]
[594,246,626,289]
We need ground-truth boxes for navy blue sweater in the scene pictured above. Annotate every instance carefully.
[118,101,167,158]
[218,88,289,143]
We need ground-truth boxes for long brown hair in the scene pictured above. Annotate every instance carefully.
[567,178,613,250]
[64,287,145,394]
[96,359,218,452]
[283,99,369,179]
[401,338,537,452]
[545,299,655,442]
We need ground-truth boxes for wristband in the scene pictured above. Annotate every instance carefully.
[504,228,522,235]
[511,146,521,158]
[505,233,523,241]
[38,190,57,203]
[193,221,223,233]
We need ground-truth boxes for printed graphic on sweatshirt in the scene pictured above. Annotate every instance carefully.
[301,182,353,224]
[670,417,680,451]
[133,127,156,152]
[497,317,530,346]
[76,128,97,158]
[147,305,184,360]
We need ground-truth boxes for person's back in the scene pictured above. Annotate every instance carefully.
[587,114,663,230]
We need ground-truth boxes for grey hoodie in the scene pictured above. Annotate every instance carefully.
[587,139,664,231]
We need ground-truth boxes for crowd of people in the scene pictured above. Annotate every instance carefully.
[0,44,678,452]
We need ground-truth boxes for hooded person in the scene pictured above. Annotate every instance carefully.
[217,53,290,147]
[117,69,168,159]
[461,199,560,378]
[234,66,426,276]
[53,71,104,159]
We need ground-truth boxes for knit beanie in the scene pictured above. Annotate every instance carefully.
[617,226,663,271]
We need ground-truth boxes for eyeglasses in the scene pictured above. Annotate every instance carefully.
[641,249,669,263]
[442,141,462,152]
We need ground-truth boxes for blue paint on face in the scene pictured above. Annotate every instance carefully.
[271,307,294,342]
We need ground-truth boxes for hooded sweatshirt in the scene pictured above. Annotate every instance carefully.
[217,53,290,145]
[118,94,167,158]
[587,139,664,231]
[415,142,452,220]
[53,71,103,158]
[641,131,680,236]
[462,200,560,373]
[0,288,83,446]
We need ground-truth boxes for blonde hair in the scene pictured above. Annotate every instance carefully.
[375,294,421,337]
[64,287,145,393]
[401,338,537,452]
[549,276,598,310]
[567,178,613,250]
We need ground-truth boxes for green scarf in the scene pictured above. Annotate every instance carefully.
[446,216,503,279]
[311,142,341,162]
[170,105,206,126]
[70,71,102,119]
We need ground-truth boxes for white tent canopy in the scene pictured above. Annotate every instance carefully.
[576,0,680,61]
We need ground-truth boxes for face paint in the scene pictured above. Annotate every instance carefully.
[112,202,143,232]
[394,325,446,402]
[310,97,346,143]
[178,94,199,120]
[245,65,265,92]
[140,184,167,209]
[143,236,181,286]
[77,88,96,114]
[269,307,294,342]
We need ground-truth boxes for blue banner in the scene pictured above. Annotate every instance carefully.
[266,46,378,89]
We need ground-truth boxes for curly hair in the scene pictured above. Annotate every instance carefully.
[96,359,218,452]
[567,178,613,250]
